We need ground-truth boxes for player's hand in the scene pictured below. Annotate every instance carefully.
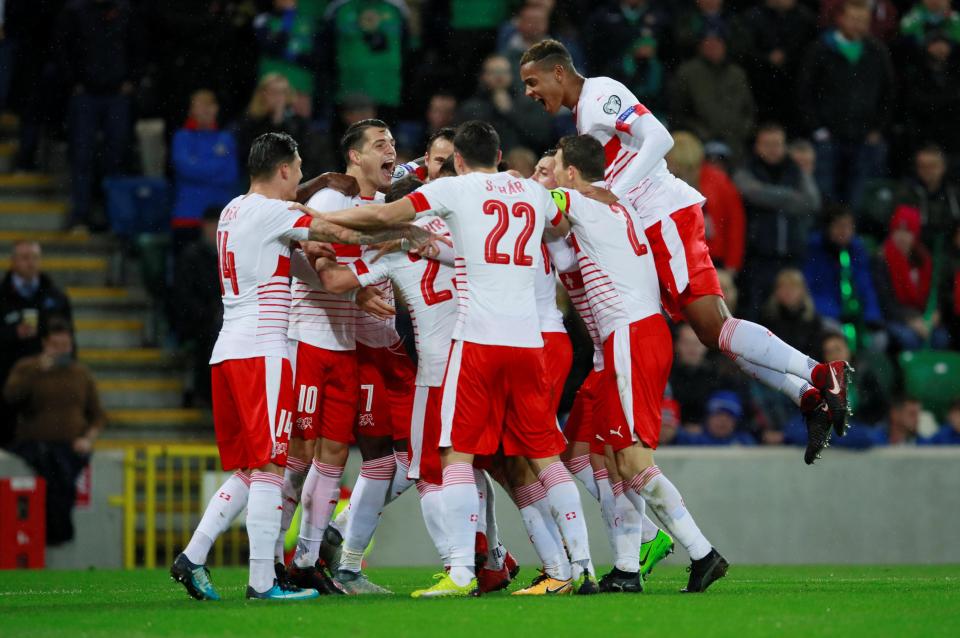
[73,436,94,455]
[369,239,403,262]
[356,286,396,320]
[402,225,452,254]
[313,257,338,273]
[580,185,619,206]
[289,202,322,217]
[301,240,337,262]
[319,172,360,197]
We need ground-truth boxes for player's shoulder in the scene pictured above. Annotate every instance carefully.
[306,187,353,212]
[582,76,637,120]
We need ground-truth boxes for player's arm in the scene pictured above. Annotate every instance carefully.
[317,197,418,230]
[314,258,362,294]
[296,172,360,203]
[546,188,572,236]
[291,203,443,251]
[601,104,674,198]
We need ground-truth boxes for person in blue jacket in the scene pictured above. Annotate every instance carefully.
[920,400,960,445]
[674,390,757,446]
[171,89,239,250]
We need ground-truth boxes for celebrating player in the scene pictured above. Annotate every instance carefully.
[550,133,728,593]
[520,39,852,464]
[170,132,436,601]
[320,121,598,597]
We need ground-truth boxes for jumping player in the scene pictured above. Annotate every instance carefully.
[519,40,851,464]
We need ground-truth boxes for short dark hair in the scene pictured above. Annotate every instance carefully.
[556,135,605,183]
[916,143,945,159]
[340,118,390,164]
[248,132,299,180]
[385,176,424,203]
[426,127,456,154]
[41,315,72,340]
[755,122,785,138]
[542,148,558,158]
[519,39,575,70]
[453,121,500,169]
[823,203,853,226]
[438,156,457,178]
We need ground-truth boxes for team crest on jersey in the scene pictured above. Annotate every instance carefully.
[358,413,375,428]
[272,441,288,458]
[603,95,622,115]
[297,416,313,431]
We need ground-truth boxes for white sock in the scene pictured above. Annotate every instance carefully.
[731,356,812,407]
[184,471,250,565]
[565,455,599,501]
[341,455,394,573]
[613,487,642,573]
[294,460,343,568]
[441,463,478,586]
[627,466,711,561]
[514,481,570,581]
[474,469,489,540]
[641,511,661,543]
[481,472,505,570]
[595,469,620,561]
[417,481,449,566]
[275,458,308,563]
[331,504,348,535]
[385,450,415,505]
[247,471,283,592]
[720,318,818,384]
[538,461,593,579]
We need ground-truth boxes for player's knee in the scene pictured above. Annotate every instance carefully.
[318,438,348,465]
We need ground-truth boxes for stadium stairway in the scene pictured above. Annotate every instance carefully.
[0,117,209,442]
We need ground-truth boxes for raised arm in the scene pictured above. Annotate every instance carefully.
[609,112,675,199]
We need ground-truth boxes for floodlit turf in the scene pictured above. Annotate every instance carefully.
[1,565,959,637]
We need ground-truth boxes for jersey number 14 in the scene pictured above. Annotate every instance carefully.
[217,231,239,295]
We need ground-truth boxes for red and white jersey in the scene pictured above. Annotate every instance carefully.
[550,187,660,340]
[353,243,403,349]
[575,76,702,227]
[558,269,605,372]
[535,243,566,334]
[350,216,457,386]
[406,172,553,348]
[210,193,312,364]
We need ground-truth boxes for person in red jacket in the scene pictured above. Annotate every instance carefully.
[666,131,745,273]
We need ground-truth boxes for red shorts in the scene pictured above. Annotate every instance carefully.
[211,356,294,470]
[600,315,673,451]
[289,341,358,443]
[356,341,417,441]
[441,341,565,458]
[542,331,573,415]
[408,384,443,485]
[644,203,723,322]
[563,368,603,448]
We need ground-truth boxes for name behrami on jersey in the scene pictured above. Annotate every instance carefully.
[574,76,702,227]
[351,215,457,386]
[406,172,555,348]
[550,187,660,340]
[210,193,312,364]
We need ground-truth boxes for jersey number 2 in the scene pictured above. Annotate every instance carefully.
[217,231,239,295]
[483,200,535,266]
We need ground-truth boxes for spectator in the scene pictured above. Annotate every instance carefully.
[674,391,757,446]
[669,323,749,428]
[873,205,950,349]
[821,331,889,424]
[669,29,755,161]
[920,400,960,444]
[902,33,960,164]
[170,90,239,251]
[499,2,553,94]
[253,0,319,99]
[938,225,960,348]
[734,122,820,313]
[900,0,960,49]
[55,0,144,230]
[321,0,410,120]
[760,269,825,357]
[505,147,538,178]
[173,208,222,407]
[584,0,670,79]
[870,396,923,445]
[423,92,458,148]
[457,54,553,154]
[732,0,818,130]
[819,0,899,43]
[4,318,105,545]
[804,205,884,345]
[235,73,316,177]
[797,0,895,208]
[673,0,733,64]
[667,131,745,273]
[789,138,817,177]
[895,145,960,250]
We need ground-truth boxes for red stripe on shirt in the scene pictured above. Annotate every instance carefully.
[406,192,431,213]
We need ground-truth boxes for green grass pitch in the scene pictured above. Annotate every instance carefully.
[2,565,959,637]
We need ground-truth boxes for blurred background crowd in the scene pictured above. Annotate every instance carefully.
[2,0,960,461]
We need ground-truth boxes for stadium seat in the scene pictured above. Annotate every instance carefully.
[898,350,960,420]
[102,176,171,238]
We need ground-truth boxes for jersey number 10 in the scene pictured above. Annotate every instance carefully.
[483,200,536,266]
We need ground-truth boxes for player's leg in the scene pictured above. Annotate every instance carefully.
[382,341,418,505]
[416,480,450,567]
[411,385,450,569]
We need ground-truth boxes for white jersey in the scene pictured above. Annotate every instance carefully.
[407,172,553,348]
[350,216,457,386]
[354,243,403,348]
[535,243,566,334]
[210,193,312,364]
[575,76,703,227]
[550,187,660,340]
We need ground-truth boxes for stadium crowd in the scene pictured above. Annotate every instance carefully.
[2,0,960,452]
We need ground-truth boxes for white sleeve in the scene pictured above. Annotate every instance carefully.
[545,235,577,274]
[306,188,349,213]
[268,201,312,243]
[290,249,322,288]
[432,241,456,267]
[349,256,392,288]
[608,113,675,199]
[406,179,454,219]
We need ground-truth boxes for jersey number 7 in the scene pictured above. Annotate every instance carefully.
[217,231,239,295]
[483,200,536,266]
